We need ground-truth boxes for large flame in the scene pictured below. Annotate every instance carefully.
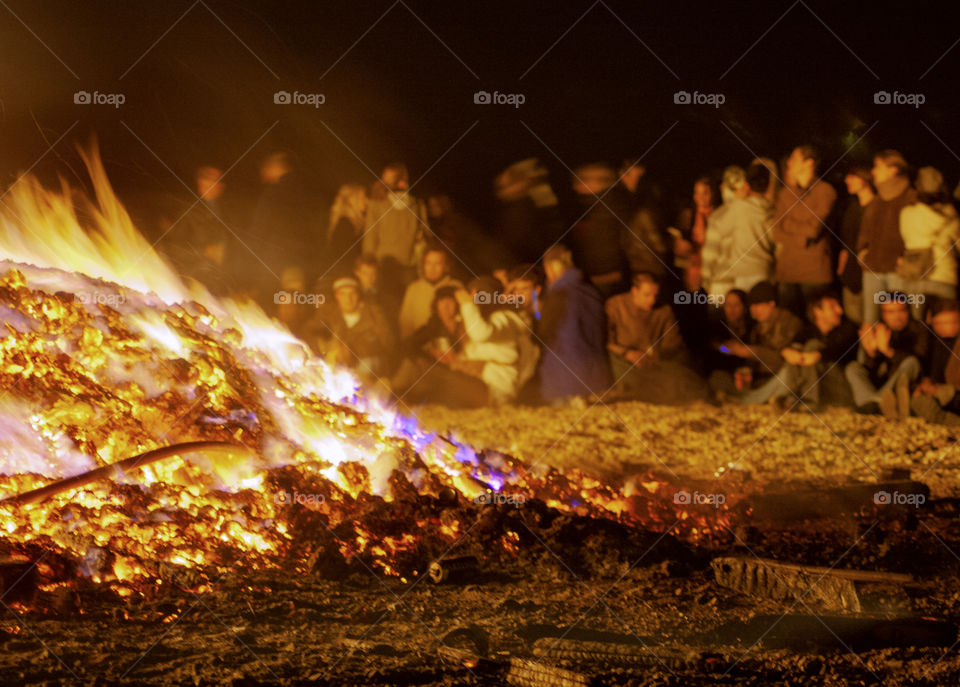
[0,147,727,604]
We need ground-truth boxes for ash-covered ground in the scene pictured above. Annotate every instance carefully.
[5,401,960,686]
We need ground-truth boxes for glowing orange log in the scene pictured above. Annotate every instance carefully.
[0,441,246,507]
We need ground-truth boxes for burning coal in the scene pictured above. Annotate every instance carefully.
[0,149,726,608]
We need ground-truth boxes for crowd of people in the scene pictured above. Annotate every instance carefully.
[158,145,960,424]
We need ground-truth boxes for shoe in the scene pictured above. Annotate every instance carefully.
[880,390,898,420]
[895,375,911,421]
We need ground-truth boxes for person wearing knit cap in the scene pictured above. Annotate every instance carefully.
[896,166,959,319]
[858,149,916,323]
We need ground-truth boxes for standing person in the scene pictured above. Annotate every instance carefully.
[671,176,716,273]
[248,151,314,304]
[363,163,429,297]
[397,246,463,339]
[539,245,611,404]
[837,166,874,324]
[858,150,916,322]
[568,164,630,299]
[844,296,927,419]
[771,145,838,318]
[494,158,562,265]
[896,166,959,319]
[701,166,747,299]
[326,184,368,278]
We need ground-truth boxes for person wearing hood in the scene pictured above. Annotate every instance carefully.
[857,150,916,322]
[699,165,746,300]
[538,245,611,404]
[771,145,838,318]
[895,166,958,319]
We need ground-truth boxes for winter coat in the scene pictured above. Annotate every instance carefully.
[899,201,959,285]
[459,300,539,404]
[857,175,916,273]
[771,180,837,284]
[362,191,428,269]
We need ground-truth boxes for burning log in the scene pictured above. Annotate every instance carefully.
[0,441,247,507]
[0,558,37,604]
[711,556,914,612]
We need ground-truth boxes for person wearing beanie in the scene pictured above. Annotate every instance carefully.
[857,149,917,322]
[771,145,838,318]
[896,166,959,319]
[709,280,803,399]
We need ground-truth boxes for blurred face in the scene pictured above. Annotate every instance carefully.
[544,260,566,285]
[197,167,224,200]
[422,251,447,283]
[427,196,443,218]
[750,301,775,323]
[931,310,960,339]
[872,157,898,186]
[510,278,536,309]
[786,148,813,185]
[723,293,745,322]
[814,297,843,329]
[881,302,910,331]
[436,296,457,325]
[335,286,360,315]
[260,156,289,184]
[693,182,713,209]
[844,174,867,195]
[355,263,377,290]
[630,282,658,311]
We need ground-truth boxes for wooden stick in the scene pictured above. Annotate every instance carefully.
[0,441,247,507]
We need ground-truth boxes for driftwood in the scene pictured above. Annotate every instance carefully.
[746,481,929,521]
[712,556,914,612]
[532,637,717,671]
[0,441,247,507]
[507,658,594,687]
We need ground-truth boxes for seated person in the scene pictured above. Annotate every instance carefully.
[302,276,395,380]
[844,295,927,420]
[709,281,803,399]
[397,246,463,338]
[911,298,960,425]
[740,292,858,410]
[704,288,752,374]
[605,272,708,404]
[506,263,544,329]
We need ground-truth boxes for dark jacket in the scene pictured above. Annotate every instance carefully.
[539,268,611,399]
[747,307,804,372]
[857,175,916,273]
[793,318,860,366]
[862,318,928,385]
[772,180,837,284]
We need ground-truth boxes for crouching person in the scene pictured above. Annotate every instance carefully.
[844,295,927,420]
[912,298,960,425]
[605,272,708,404]
[709,281,803,401]
[740,293,858,410]
[303,276,395,381]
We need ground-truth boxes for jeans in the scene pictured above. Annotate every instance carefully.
[894,278,956,320]
[843,356,921,407]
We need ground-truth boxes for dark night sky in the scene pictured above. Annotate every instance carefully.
[2,0,959,233]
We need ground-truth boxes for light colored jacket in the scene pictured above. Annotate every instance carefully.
[362,191,428,267]
[398,275,463,339]
[899,202,959,285]
[459,300,539,404]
